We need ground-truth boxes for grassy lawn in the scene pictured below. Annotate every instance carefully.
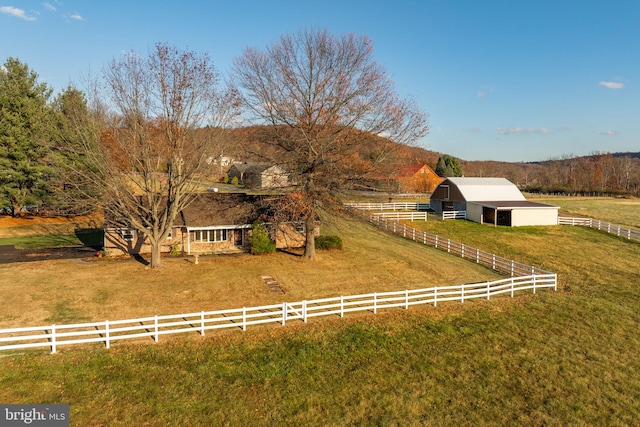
[0,199,639,426]
[0,214,500,328]
[530,195,640,228]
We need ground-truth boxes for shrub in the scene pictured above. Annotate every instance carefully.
[169,242,182,256]
[231,176,239,186]
[249,221,276,255]
[315,235,343,250]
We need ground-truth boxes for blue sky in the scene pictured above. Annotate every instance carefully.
[1,1,638,162]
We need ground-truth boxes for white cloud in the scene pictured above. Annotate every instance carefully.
[497,126,569,135]
[598,81,624,89]
[43,3,56,12]
[594,130,619,136]
[69,13,84,21]
[0,6,37,21]
[477,85,493,98]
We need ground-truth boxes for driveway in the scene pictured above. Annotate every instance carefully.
[0,245,99,264]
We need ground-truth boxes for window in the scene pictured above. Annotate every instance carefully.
[120,228,135,242]
[442,185,450,201]
[192,229,228,243]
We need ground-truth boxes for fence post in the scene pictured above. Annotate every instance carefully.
[373,293,377,314]
[486,282,490,300]
[492,254,496,270]
[242,307,246,331]
[461,244,465,258]
[303,300,307,323]
[423,231,427,245]
[554,274,558,291]
[511,260,515,277]
[435,235,438,248]
[154,315,159,343]
[461,284,465,303]
[511,278,515,297]
[405,289,409,310]
[200,311,205,336]
[51,324,56,354]
[434,287,438,307]
[340,296,344,318]
[447,240,451,253]
[476,249,480,263]
[282,302,287,326]
[533,275,537,294]
[105,320,110,349]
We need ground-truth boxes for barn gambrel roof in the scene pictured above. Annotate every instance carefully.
[444,177,526,202]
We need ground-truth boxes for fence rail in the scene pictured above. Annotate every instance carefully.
[558,217,640,242]
[367,215,554,277]
[442,210,467,220]
[343,202,430,211]
[370,212,428,221]
[0,275,555,354]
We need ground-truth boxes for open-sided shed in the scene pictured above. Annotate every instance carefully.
[431,177,559,226]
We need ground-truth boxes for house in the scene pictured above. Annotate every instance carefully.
[103,193,315,256]
[398,164,444,194]
[227,162,289,188]
[430,177,559,226]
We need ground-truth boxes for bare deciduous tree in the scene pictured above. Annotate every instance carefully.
[67,43,239,268]
[232,28,429,259]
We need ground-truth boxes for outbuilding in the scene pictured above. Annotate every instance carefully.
[430,177,559,226]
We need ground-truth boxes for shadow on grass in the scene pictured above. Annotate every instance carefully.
[74,228,104,250]
[133,254,150,266]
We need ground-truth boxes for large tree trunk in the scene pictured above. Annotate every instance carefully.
[150,241,162,269]
[302,216,316,260]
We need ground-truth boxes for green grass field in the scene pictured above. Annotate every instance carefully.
[0,198,638,426]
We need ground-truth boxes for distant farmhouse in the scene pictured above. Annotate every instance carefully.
[430,177,559,226]
[103,193,314,257]
[398,164,444,194]
[227,162,290,189]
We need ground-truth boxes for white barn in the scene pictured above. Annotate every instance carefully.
[430,177,559,226]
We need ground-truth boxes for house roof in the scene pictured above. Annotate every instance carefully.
[230,162,280,175]
[443,177,526,202]
[398,164,439,178]
[175,193,259,227]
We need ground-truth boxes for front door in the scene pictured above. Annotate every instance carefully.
[234,229,243,246]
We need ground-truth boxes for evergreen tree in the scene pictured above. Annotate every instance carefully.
[50,86,102,215]
[0,58,55,216]
[435,154,463,177]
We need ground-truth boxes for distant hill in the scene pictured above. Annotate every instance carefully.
[217,126,639,195]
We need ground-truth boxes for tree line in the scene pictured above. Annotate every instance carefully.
[463,153,640,196]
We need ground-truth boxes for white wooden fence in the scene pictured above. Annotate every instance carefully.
[368,216,554,277]
[558,217,640,242]
[0,275,555,354]
[370,212,428,221]
[442,210,467,220]
[344,202,430,211]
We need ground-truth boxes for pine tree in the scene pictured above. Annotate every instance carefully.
[0,58,55,216]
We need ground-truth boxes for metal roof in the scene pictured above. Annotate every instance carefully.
[445,177,526,201]
[468,200,560,209]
